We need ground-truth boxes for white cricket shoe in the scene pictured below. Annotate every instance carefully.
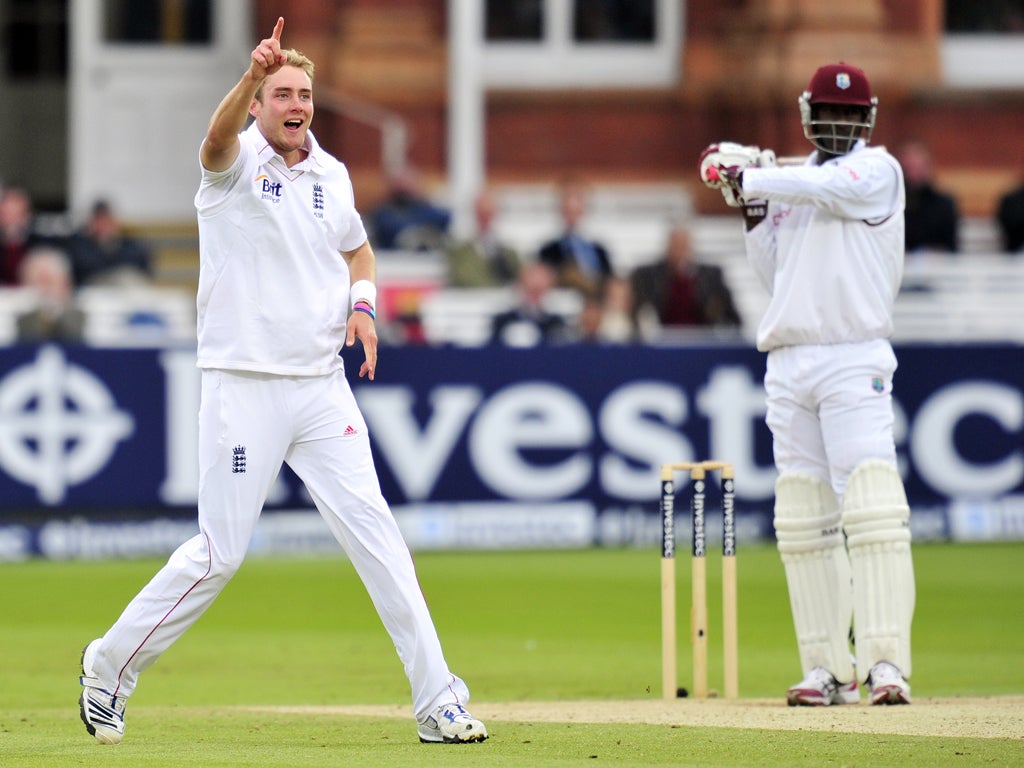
[868,661,911,705]
[417,702,488,743]
[786,666,860,706]
[79,639,126,744]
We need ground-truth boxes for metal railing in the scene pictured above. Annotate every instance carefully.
[315,88,409,178]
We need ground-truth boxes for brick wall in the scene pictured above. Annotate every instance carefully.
[263,0,1024,217]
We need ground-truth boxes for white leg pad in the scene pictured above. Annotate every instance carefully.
[843,460,915,680]
[774,472,854,681]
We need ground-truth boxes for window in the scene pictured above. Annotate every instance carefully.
[2,0,67,79]
[942,0,1024,87]
[483,0,679,89]
[573,0,654,43]
[486,0,542,40]
[945,0,1024,32]
[104,0,211,44]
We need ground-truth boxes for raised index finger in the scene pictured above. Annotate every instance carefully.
[271,17,284,41]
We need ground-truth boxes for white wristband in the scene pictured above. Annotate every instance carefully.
[350,279,377,310]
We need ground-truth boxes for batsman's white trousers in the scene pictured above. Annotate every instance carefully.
[764,339,899,501]
[91,368,469,723]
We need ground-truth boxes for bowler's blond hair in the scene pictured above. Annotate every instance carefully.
[254,49,315,102]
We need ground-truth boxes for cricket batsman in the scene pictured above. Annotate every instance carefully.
[699,62,915,706]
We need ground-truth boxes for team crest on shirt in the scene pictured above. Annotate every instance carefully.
[232,445,247,474]
[255,174,283,203]
[871,377,884,393]
[312,183,325,219]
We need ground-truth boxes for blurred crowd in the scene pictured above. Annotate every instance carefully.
[894,138,1024,257]
[2,186,156,344]
[362,150,1024,348]
[367,172,746,347]
[5,140,1024,348]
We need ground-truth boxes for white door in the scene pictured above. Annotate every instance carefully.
[68,1,251,222]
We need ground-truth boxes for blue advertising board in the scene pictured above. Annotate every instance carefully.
[0,341,1021,558]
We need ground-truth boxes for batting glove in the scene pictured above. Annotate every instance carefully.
[699,143,777,208]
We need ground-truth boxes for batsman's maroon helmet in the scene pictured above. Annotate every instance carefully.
[799,62,878,155]
[806,63,874,107]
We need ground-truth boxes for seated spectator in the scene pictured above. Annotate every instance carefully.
[538,178,613,296]
[16,246,86,343]
[67,200,154,286]
[445,188,521,287]
[996,180,1024,254]
[490,261,570,347]
[1,186,52,286]
[630,225,742,331]
[370,166,451,251]
[574,276,635,344]
[897,140,959,254]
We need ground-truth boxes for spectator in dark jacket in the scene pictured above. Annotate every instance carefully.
[67,200,153,286]
[897,140,959,253]
[370,166,451,251]
[490,261,569,346]
[1,186,53,285]
[538,178,613,296]
[630,224,742,331]
[996,181,1024,254]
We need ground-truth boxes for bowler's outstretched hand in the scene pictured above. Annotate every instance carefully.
[250,17,286,80]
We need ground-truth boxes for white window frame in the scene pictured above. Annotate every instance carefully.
[482,0,682,89]
[69,0,251,220]
[942,35,1024,88]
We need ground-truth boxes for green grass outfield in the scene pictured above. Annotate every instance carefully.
[2,541,1022,767]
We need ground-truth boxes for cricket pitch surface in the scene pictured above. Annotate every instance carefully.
[247,696,1023,739]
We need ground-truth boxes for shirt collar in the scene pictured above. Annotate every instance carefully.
[246,122,329,175]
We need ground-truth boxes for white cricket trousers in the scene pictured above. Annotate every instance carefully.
[764,338,899,501]
[91,368,469,723]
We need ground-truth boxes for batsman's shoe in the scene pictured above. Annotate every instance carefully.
[786,666,860,706]
[418,703,488,744]
[79,640,126,744]
[868,661,911,705]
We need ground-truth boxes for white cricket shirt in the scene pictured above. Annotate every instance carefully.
[194,122,367,375]
[742,143,905,352]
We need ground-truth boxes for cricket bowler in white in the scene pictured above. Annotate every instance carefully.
[699,62,915,706]
[79,17,487,745]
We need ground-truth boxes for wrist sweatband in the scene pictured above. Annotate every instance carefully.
[350,279,377,311]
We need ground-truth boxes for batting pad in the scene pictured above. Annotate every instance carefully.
[842,460,915,680]
[774,472,854,681]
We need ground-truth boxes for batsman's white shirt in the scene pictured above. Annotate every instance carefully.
[741,142,906,498]
[195,122,367,375]
[743,144,915,685]
[742,142,905,353]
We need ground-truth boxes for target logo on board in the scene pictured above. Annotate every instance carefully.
[0,346,134,503]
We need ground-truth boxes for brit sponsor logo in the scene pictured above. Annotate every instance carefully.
[256,173,283,202]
